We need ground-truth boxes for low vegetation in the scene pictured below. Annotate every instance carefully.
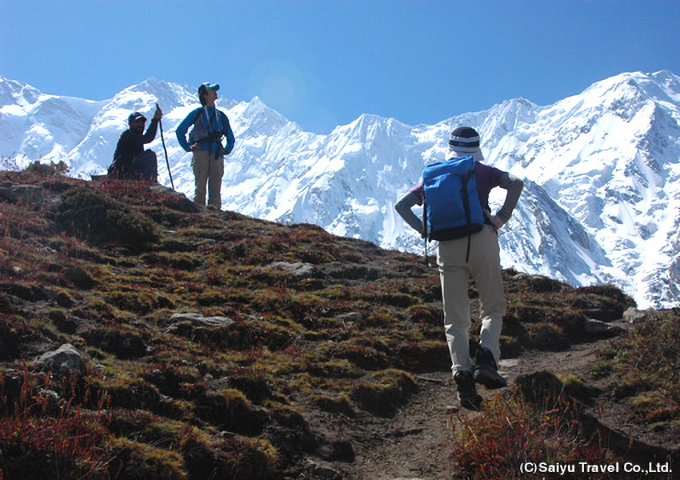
[0,162,675,479]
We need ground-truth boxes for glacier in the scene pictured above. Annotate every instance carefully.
[1,71,679,309]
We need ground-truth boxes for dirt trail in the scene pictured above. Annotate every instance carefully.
[332,338,616,480]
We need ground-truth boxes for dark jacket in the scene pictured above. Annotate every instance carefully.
[109,118,159,177]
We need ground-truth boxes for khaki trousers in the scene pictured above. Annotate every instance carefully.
[192,150,224,208]
[437,225,506,374]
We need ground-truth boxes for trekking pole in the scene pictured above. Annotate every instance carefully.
[423,200,430,267]
[424,235,429,267]
[157,103,175,189]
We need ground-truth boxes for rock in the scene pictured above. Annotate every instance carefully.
[316,439,355,462]
[168,312,235,328]
[267,261,320,278]
[303,460,343,480]
[35,343,85,378]
[623,307,649,324]
[584,319,625,336]
[336,312,363,324]
[316,445,334,460]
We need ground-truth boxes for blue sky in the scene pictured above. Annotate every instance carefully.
[1,0,679,133]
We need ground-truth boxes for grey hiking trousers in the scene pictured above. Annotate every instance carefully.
[192,150,224,209]
[437,225,506,374]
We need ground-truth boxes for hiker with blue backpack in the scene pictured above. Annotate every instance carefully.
[395,126,524,410]
[108,105,163,181]
[176,82,236,210]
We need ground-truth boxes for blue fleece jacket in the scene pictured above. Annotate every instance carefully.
[176,106,236,156]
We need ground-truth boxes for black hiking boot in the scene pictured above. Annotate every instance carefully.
[454,370,483,411]
[474,347,507,389]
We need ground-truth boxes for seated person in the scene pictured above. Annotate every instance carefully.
[108,105,162,181]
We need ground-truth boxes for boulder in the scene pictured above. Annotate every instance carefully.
[623,307,649,324]
[35,343,85,378]
[268,261,320,278]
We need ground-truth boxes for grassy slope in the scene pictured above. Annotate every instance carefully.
[0,165,676,479]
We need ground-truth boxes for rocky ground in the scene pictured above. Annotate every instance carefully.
[0,168,678,479]
[304,332,671,480]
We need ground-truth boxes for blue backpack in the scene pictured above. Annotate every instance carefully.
[422,155,485,243]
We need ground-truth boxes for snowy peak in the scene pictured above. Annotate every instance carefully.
[1,72,679,308]
[0,78,106,163]
[0,76,41,107]
[587,71,680,107]
[229,96,296,137]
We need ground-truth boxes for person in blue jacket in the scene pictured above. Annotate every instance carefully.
[176,82,235,209]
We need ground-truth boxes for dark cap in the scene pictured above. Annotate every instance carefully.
[449,127,480,148]
[128,112,147,122]
[447,126,484,161]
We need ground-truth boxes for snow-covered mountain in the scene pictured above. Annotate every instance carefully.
[1,72,679,309]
